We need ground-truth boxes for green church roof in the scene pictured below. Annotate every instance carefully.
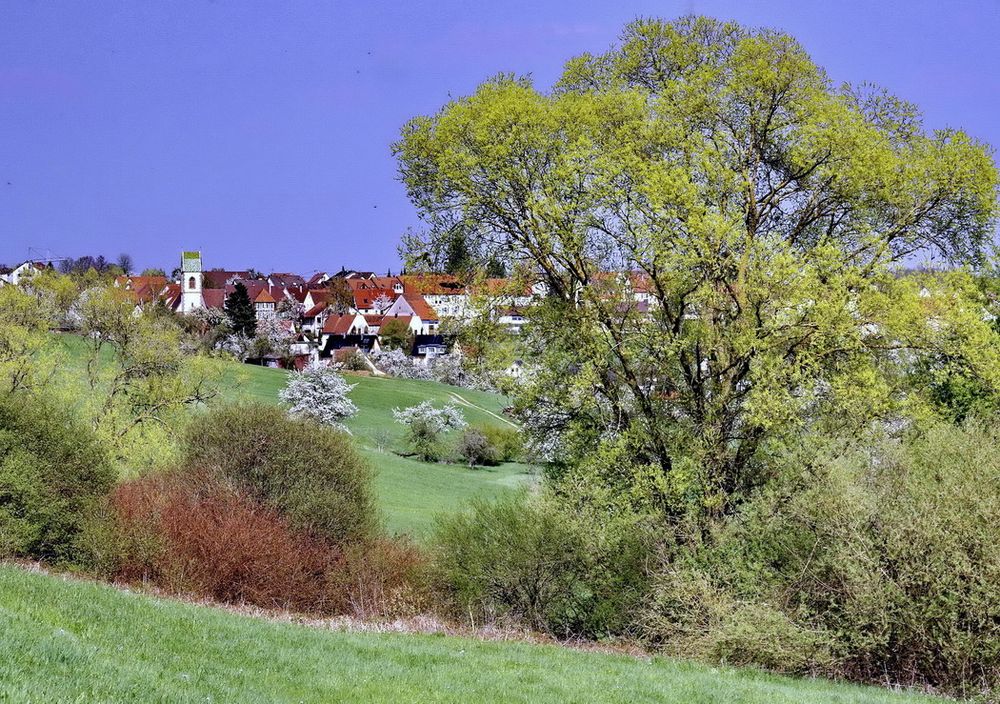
[181,251,202,272]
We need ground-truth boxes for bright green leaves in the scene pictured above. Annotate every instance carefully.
[395,15,1000,517]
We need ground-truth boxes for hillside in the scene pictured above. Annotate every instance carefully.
[0,565,934,704]
[50,333,535,537]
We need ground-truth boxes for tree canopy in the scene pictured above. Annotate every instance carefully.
[395,16,1000,517]
[225,282,257,337]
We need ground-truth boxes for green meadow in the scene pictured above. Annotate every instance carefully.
[0,564,936,704]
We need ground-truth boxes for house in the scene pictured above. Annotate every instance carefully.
[318,312,379,357]
[115,275,169,299]
[401,274,470,319]
[267,272,306,288]
[252,286,277,319]
[497,307,529,335]
[346,275,403,314]
[202,269,258,289]
[306,271,330,288]
[2,261,49,286]
[382,292,440,334]
[412,334,448,362]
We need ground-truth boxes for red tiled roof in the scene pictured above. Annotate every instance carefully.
[202,289,227,310]
[303,301,328,318]
[348,280,399,310]
[203,270,255,289]
[158,284,182,310]
[322,314,362,335]
[255,288,277,304]
[400,274,465,296]
[116,275,168,293]
[269,273,306,287]
[401,293,438,321]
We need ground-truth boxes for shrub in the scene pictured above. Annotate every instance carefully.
[481,425,523,463]
[279,362,358,430]
[340,349,369,371]
[455,428,497,467]
[328,537,432,619]
[0,393,115,563]
[639,422,1000,695]
[433,491,653,638]
[85,472,335,611]
[182,403,376,543]
[393,401,467,462]
[379,318,413,351]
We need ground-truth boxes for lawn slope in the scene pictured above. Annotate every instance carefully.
[49,333,535,537]
[219,359,537,536]
[0,565,934,704]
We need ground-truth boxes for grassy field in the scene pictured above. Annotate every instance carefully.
[0,564,935,704]
[49,333,535,537]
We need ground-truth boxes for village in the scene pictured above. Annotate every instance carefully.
[1,250,540,371]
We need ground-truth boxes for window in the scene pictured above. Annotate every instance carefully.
[188,276,196,289]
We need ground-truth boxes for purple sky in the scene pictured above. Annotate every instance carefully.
[1,0,997,274]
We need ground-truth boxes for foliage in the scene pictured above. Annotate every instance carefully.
[0,392,115,562]
[84,471,334,612]
[76,285,220,462]
[395,15,1000,518]
[280,362,358,430]
[429,352,494,391]
[0,285,58,393]
[639,422,1000,695]
[481,425,524,463]
[116,253,134,276]
[340,349,369,371]
[454,428,497,467]
[182,403,376,543]
[393,400,467,461]
[225,282,257,337]
[325,277,355,315]
[379,317,413,351]
[433,491,653,638]
[184,306,232,353]
[327,537,432,619]
[255,315,297,361]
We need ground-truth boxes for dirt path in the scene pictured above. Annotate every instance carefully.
[447,391,518,428]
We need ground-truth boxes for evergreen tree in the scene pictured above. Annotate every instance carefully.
[225,281,257,337]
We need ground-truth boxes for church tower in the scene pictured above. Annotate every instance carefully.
[180,250,204,313]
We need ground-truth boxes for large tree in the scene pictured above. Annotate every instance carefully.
[225,282,257,337]
[395,17,1000,516]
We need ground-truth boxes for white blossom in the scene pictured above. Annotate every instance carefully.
[370,349,433,380]
[392,400,467,432]
[280,362,358,431]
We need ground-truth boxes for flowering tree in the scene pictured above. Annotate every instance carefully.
[256,316,297,359]
[372,292,393,314]
[392,400,466,461]
[279,362,358,431]
[216,333,253,361]
[370,348,433,380]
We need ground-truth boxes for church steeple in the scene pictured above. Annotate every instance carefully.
[180,250,204,313]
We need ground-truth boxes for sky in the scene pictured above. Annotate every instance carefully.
[1,0,998,275]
